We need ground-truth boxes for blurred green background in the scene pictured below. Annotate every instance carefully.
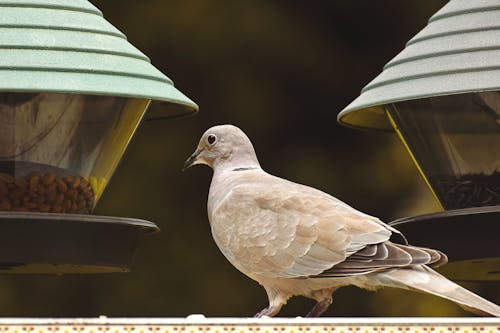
[0,0,498,317]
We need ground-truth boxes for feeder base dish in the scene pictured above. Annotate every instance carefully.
[390,206,500,282]
[0,212,159,274]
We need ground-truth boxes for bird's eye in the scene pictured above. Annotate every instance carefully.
[207,134,217,145]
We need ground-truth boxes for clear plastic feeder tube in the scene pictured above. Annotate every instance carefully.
[0,92,150,214]
[386,92,500,210]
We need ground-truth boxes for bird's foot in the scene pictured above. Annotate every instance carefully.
[254,305,281,318]
[306,297,333,317]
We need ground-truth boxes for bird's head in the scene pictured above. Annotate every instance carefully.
[183,124,260,171]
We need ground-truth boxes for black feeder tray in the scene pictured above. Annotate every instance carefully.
[390,206,500,282]
[0,212,159,274]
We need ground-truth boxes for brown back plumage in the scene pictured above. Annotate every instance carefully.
[316,242,448,278]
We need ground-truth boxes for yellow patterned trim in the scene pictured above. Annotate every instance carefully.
[0,318,497,333]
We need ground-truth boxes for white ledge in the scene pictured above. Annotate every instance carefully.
[0,317,497,325]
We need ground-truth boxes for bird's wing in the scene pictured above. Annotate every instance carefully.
[318,241,447,277]
[210,173,401,279]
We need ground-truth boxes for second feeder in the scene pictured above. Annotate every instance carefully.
[339,0,500,281]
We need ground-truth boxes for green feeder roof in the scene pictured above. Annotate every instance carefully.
[338,0,500,131]
[0,0,198,118]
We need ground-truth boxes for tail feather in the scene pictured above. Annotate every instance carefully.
[376,265,500,317]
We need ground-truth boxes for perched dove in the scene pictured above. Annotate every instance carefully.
[183,124,500,317]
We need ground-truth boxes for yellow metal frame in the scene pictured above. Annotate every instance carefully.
[385,109,444,210]
[0,318,498,333]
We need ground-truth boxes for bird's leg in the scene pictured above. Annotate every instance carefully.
[306,297,333,317]
[254,286,287,317]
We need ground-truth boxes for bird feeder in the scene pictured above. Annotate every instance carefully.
[338,0,500,281]
[0,0,198,273]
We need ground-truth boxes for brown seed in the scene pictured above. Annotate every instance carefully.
[22,195,31,205]
[42,173,56,185]
[64,199,72,211]
[71,202,78,212]
[37,183,45,195]
[66,189,74,199]
[0,182,8,196]
[0,200,12,211]
[29,175,40,191]
[36,195,45,205]
[47,182,56,193]
[46,187,57,203]
[80,178,89,188]
[12,199,20,207]
[64,175,74,184]
[55,193,64,205]
[0,172,14,183]
[84,186,94,198]
[72,177,81,189]
[81,186,91,197]
[39,204,51,212]
[77,200,86,210]
[14,178,28,189]
[10,188,25,200]
[16,206,29,212]
[56,179,67,193]
[25,202,37,209]
[52,205,63,213]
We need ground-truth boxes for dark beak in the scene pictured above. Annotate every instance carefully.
[182,150,200,171]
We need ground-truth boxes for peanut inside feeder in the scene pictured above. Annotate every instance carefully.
[0,169,94,214]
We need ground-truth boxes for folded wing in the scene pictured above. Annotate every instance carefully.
[210,173,427,279]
